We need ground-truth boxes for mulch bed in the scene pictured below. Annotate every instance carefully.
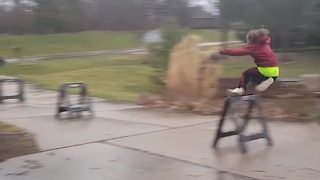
[0,122,39,162]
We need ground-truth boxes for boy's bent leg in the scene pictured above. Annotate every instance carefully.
[255,78,274,92]
[254,67,279,92]
[238,67,260,89]
[227,67,258,96]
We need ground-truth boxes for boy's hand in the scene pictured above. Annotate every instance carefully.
[209,52,226,61]
[218,49,223,54]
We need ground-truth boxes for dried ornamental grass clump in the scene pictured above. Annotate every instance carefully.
[166,34,221,102]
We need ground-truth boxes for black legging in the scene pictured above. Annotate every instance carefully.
[238,67,277,90]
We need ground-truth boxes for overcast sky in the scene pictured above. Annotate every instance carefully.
[0,0,218,13]
[189,0,217,13]
[0,0,33,6]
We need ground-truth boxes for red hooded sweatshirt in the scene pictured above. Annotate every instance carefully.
[220,36,278,67]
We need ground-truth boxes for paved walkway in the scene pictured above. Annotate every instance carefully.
[0,84,319,180]
[6,48,147,63]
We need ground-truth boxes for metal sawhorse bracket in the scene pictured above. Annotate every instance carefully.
[55,83,94,119]
[212,94,273,153]
[0,77,24,103]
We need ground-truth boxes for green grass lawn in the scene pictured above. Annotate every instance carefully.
[0,29,236,58]
[0,31,141,58]
[1,30,318,102]
[0,56,158,102]
[189,29,238,42]
[1,52,318,102]
[0,29,238,102]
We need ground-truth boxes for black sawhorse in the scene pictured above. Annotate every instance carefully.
[212,94,273,153]
[55,83,93,119]
[0,77,24,103]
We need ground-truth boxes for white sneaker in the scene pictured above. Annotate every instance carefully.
[255,78,274,92]
[226,87,244,96]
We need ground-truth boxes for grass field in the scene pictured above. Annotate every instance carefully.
[0,29,233,102]
[1,31,318,102]
[1,52,318,102]
[0,31,141,58]
[0,56,159,102]
[0,29,237,58]
[189,29,238,42]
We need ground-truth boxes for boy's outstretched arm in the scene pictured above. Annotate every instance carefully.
[219,46,252,56]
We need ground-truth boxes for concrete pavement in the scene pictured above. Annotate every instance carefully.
[0,84,319,180]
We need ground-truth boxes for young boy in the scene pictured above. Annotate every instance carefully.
[219,28,279,95]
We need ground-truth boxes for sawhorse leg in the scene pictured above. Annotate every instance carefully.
[212,95,273,153]
[213,97,238,148]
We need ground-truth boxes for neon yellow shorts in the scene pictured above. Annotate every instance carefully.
[257,67,279,77]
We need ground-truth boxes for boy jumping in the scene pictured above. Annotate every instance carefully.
[219,28,279,95]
